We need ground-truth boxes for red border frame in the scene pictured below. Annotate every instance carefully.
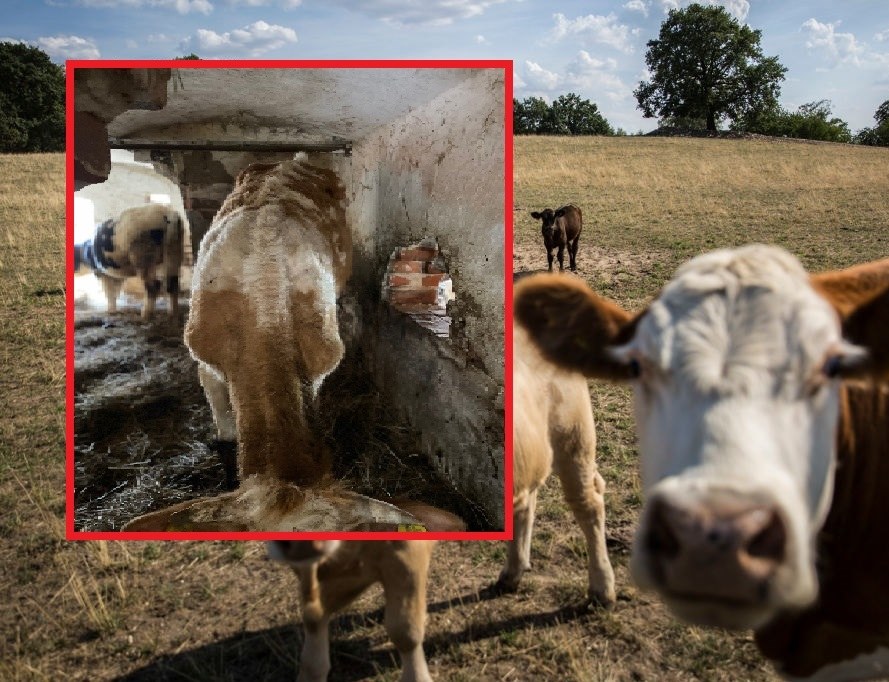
[66,59,514,542]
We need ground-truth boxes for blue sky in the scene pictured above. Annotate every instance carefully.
[4,0,889,133]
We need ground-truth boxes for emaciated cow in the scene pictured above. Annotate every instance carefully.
[498,324,615,606]
[123,156,443,532]
[515,245,889,680]
[530,204,582,272]
[73,203,184,318]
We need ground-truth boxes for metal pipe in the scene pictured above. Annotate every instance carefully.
[108,137,352,155]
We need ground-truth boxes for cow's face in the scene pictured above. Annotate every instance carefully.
[530,208,563,240]
[615,247,866,629]
[514,245,872,631]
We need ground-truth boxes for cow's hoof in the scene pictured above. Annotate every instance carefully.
[585,588,616,610]
[486,577,520,597]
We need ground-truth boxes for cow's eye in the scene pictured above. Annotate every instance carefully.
[822,345,869,379]
[628,358,641,379]
[823,355,842,379]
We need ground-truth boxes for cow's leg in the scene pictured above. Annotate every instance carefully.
[569,237,580,271]
[164,215,183,319]
[141,267,160,320]
[166,273,180,318]
[380,543,433,682]
[100,276,122,313]
[296,565,332,682]
[557,244,566,271]
[497,487,537,591]
[198,362,238,490]
[552,422,615,607]
[546,248,554,272]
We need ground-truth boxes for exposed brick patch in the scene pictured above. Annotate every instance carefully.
[391,260,425,273]
[421,274,446,287]
[399,247,437,261]
[382,238,455,338]
[389,288,438,306]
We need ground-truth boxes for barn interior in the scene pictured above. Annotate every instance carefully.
[72,66,506,531]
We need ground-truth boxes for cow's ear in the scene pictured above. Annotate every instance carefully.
[530,211,541,220]
[515,274,640,380]
[812,258,889,381]
[554,208,566,218]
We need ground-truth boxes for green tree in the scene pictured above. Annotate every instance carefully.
[514,96,551,134]
[0,42,65,152]
[635,3,786,131]
[875,99,889,126]
[855,98,889,146]
[549,93,613,135]
[739,100,852,142]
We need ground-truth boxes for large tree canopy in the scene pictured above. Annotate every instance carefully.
[635,3,786,131]
[0,42,65,153]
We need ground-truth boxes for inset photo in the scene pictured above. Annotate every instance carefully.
[67,61,511,538]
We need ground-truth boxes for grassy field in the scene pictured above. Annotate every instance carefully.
[2,137,888,681]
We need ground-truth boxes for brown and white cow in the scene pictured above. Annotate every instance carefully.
[530,204,583,272]
[497,324,615,606]
[123,156,436,532]
[73,203,184,319]
[515,245,889,680]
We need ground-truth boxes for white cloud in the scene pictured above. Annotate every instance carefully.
[875,29,889,42]
[520,51,631,103]
[656,0,749,21]
[524,60,561,91]
[475,34,488,45]
[187,20,297,56]
[549,13,637,54]
[321,0,515,26]
[77,0,212,14]
[147,33,174,42]
[718,0,749,21]
[802,18,864,66]
[623,1,648,17]
[37,34,101,60]
[565,51,632,102]
[801,18,889,70]
[513,67,526,90]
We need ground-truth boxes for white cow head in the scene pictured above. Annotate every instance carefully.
[515,245,885,630]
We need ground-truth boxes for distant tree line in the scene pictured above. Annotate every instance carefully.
[514,93,614,136]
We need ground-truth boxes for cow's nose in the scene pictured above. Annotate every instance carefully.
[643,496,786,603]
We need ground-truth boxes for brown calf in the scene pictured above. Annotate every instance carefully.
[530,204,583,272]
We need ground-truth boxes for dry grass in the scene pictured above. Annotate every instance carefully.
[3,138,888,681]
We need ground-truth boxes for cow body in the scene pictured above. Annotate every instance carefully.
[515,245,889,680]
[74,203,184,319]
[186,157,352,490]
[498,325,615,606]
[530,204,582,271]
